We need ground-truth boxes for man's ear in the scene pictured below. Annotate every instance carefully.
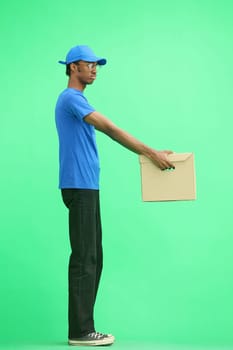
[70,63,78,73]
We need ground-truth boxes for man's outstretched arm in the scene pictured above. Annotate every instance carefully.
[84,111,175,171]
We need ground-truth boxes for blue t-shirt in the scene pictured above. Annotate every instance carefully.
[55,88,100,189]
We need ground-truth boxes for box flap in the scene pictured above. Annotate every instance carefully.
[139,153,193,164]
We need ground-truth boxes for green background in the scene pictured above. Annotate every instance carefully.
[1,0,233,348]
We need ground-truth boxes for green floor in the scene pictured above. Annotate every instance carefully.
[1,341,233,350]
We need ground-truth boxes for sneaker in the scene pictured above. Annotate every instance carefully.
[68,331,115,346]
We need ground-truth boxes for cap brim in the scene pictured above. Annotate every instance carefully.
[97,58,107,65]
[58,57,107,65]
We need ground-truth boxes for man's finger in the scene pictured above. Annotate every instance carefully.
[163,150,173,155]
[165,161,175,170]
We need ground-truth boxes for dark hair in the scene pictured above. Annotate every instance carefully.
[66,61,80,76]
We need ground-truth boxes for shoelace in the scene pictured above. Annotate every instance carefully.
[96,332,108,337]
[88,332,104,340]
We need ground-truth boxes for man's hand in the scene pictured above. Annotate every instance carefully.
[148,150,175,171]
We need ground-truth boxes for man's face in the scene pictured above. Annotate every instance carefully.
[71,60,98,85]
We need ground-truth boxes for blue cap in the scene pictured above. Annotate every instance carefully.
[58,45,107,65]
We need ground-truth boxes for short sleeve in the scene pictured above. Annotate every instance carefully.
[69,92,95,120]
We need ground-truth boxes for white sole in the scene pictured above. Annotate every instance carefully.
[68,336,115,346]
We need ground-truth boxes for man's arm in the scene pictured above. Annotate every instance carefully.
[84,111,175,170]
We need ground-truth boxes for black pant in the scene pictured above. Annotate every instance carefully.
[61,189,103,339]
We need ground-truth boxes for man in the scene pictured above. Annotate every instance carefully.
[55,45,175,347]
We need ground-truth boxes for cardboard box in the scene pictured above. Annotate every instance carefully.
[139,153,196,202]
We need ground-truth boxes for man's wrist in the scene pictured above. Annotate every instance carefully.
[141,147,158,160]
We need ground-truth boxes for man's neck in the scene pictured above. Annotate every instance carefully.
[68,77,86,92]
